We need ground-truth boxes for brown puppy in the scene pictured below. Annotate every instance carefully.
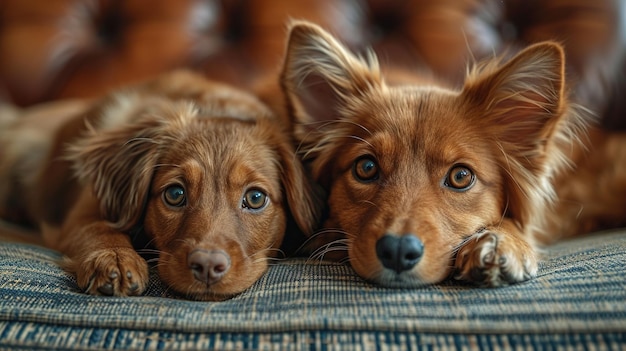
[276,21,626,288]
[0,71,319,300]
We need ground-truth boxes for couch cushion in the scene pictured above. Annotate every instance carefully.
[0,230,625,350]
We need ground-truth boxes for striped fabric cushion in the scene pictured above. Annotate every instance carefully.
[0,230,625,350]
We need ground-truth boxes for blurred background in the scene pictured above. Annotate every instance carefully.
[1,0,625,128]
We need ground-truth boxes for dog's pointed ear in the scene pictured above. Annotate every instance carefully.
[66,113,167,231]
[462,42,573,225]
[462,42,567,165]
[280,20,382,129]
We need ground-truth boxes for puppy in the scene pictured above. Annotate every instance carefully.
[0,71,319,300]
[276,21,626,288]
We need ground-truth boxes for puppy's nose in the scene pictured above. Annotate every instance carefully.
[188,249,231,285]
[376,234,424,273]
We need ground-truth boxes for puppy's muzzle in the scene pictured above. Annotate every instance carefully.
[376,234,424,273]
[188,249,231,285]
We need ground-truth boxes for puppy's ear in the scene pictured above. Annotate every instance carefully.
[462,42,567,170]
[280,20,382,130]
[66,114,168,231]
[273,131,323,236]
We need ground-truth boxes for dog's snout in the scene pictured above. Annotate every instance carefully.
[376,234,424,273]
[188,249,231,285]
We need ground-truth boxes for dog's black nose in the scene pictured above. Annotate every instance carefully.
[188,249,231,285]
[376,234,424,273]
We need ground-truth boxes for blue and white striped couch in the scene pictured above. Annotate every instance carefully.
[0,229,624,350]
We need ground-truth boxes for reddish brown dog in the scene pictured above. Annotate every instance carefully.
[0,71,319,300]
[274,21,626,288]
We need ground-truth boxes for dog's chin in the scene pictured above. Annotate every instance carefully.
[170,284,241,302]
[366,268,449,289]
[168,280,246,301]
[173,287,238,302]
[161,270,263,301]
[368,270,435,289]
[352,253,452,288]
[157,256,267,301]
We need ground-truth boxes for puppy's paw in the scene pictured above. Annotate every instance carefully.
[65,248,149,296]
[454,231,537,287]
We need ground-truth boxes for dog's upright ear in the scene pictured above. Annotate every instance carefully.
[281,23,380,135]
[280,20,381,126]
[462,42,584,224]
[66,100,179,231]
[280,20,382,186]
[462,42,568,169]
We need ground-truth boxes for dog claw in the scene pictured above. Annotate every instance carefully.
[129,283,139,292]
[73,248,149,297]
[98,283,115,296]
[469,267,486,282]
[455,231,537,287]
[483,251,495,264]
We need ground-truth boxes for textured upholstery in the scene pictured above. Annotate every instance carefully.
[0,230,625,350]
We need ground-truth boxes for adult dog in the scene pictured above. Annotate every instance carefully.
[274,21,626,288]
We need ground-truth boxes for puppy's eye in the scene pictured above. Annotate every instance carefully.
[444,165,475,191]
[353,156,379,183]
[163,185,186,207]
[242,188,268,211]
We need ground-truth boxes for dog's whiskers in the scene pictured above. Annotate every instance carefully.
[314,228,357,238]
[136,248,170,257]
[495,141,527,198]
[145,257,160,265]
[300,115,374,136]
[296,227,355,254]
[297,119,375,158]
[358,199,378,208]
[264,256,286,266]
[499,199,509,227]
[123,137,159,147]
[306,237,350,264]
[346,135,374,148]
[248,246,286,262]
[152,163,181,170]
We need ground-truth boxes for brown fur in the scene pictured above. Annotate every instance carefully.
[0,71,319,300]
[275,21,626,288]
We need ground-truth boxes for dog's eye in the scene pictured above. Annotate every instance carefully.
[444,165,475,191]
[163,185,186,207]
[242,188,268,211]
[353,156,379,183]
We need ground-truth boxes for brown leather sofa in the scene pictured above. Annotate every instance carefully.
[2,0,625,129]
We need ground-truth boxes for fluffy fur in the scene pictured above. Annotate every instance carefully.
[0,71,319,300]
[276,21,626,288]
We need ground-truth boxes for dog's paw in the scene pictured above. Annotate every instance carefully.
[454,231,537,287]
[66,248,149,296]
